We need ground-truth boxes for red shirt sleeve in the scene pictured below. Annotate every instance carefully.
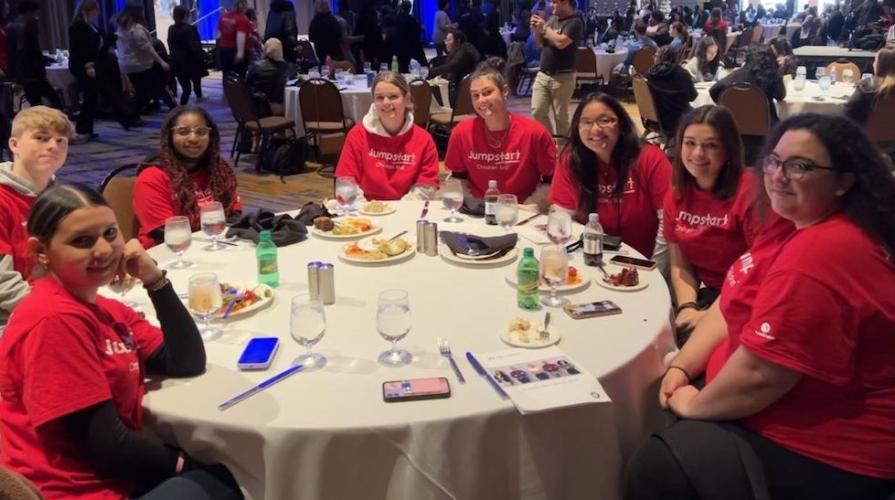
[641,146,672,211]
[548,152,579,211]
[662,189,678,243]
[444,124,468,173]
[415,132,440,188]
[335,126,365,181]
[21,315,114,428]
[537,128,557,177]
[133,167,177,248]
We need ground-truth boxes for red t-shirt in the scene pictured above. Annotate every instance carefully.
[663,170,759,289]
[0,184,35,278]
[335,123,439,200]
[133,166,241,249]
[703,18,729,34]
[445,114,556,200]
[550,144,671,258]
[0,277,164,499]
[217,11,252,49]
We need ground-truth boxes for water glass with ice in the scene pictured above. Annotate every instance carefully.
[496,194,518,231]
[441,179,464,223]
[335,176,358,215]
[188,273,223,339]
[200,201,227,251]
[376,289,413,366]
[290,293,327,371]
[164,216,193,268]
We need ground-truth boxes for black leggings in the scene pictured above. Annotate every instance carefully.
[176,74,203,105]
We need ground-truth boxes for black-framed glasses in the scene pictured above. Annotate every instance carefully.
[578,116,618,129]
[172,126,212,137]
[761,154,835,181]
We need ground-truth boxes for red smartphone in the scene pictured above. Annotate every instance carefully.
[610,255,657,271]
[382,377,451,403]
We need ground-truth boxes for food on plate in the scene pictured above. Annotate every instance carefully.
[313,216,334,231]
[218,283,272,316]
[539,265,582,286]
[363,200,391,213]
[344,237,411,260]
[602,266,639,287]
[506,317,545,345]
[331,217,375,235]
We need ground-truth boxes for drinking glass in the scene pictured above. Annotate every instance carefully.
[200,201,227,251]
[441,178,464,223]
[815,67,825,81]
[796,66,806,79]
[363,62,372,73]
[379,62,388,73]
[793,74,806,91]
[290,294,327,371]
[547,209,573,245]
[188,273,223,339]
[335,176,359,216]
[376,289,412,366]
[818,75,831,93]
[108,274,138,308]
[540,245,569,308]
[496,194,518,231]
[419,66,429,80]
[335,68,345,85]
[164,216,192,269]
[309,68,320,79]
[842,68,854,85]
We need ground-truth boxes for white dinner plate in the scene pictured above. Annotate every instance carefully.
[500,325,562,348]
[358,202,397,216]
[187,283,276,321]
[309,218,382,239]
[339,238,416,264]
[504,271,590,293]
[594,265,649,292]
[440,246,518,266]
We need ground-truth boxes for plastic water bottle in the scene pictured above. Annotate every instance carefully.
[517,247,540,310]
[256,230,279,288]
[583,213,604,267]
[391,56,399,73]
[484,180,499,225]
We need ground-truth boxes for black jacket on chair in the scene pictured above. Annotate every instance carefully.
[647,61,697,134]
[68,19,102,80]
[246,58,292,104]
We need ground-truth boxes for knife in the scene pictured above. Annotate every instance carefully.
[515,212,540,226]
[218,364,304,411]
[420,200,430,218]
[466,352,508,399]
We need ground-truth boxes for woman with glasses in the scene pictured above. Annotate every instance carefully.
[626,113,895,499]
[549,93,672,267]
[445,58,556,205]
[133,107,241,248]
[0,184,243,499]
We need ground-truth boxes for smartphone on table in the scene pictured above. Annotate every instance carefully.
[237,337,280,370]
[564,300,623,319]
[382,377,451,403]
[609,255,657,271]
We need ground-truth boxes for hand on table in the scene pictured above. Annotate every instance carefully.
[659,367,690,409]
[674,307,707,331]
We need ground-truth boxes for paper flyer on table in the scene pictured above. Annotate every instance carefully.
[477,346,610,414]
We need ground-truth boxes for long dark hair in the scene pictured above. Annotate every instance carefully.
[758,113,895,253]
[743,44,781,93]
[150,106,239,228]
[673,105,744,201]
[563,93,641,220]
[767,35,792,57]
[695,36,720,76]
[28,184,110,242]
[875,46,895,97]
[115,4,145,28]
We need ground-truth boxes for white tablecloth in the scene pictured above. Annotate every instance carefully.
[46,64,77,106]
[693,80,853,120]
[592,47,627,81]
[128,201,674,500]
[284,76,450,136]
[792,46,877,61]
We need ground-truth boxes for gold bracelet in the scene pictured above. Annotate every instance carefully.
[143,270,170,292]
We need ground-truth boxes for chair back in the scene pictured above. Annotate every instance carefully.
[735,27,754,49]
[451,76,476,121]
[99,164,140,241]
[409,78,432,128]
[631,46,657,75]
[296,40,315,61]
[574,47,598,80]
[750,24,764,44]
[679,36,695,62]
[223,76,260,124]
[718,83,770,136]
[825,61,860,82]
[866,91,895,144]
[298,78,350,130]
[632,75,662,130]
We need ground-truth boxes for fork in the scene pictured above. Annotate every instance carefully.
[438,338,466,383]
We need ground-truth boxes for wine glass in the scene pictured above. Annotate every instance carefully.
[200,201,227,251]
[376,289,412,366]
[441,178,464,223]
[290,294,327,371]
[818,75,831,94]
[335,176,358,216]
[815,67,825,82]
[540,245,569,308]
[793,74,806,91]
[164,216,193,269]
[495,194,518,231]
[842,68,854,85]
[335,68,344,85]
[188,273,223,339]
[547,209,572,245]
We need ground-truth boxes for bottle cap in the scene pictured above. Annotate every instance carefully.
[523,247,534,257]
[588,213,599,223]
[488,179,497,188]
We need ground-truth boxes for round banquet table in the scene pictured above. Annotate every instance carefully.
[592,47,627,82]
[46,63,77,106]
[124,201,674,500]
[284,75,450,137]
[692,79,853,120]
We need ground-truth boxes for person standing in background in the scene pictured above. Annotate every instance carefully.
[215,0,251,77]
[68,0,102,143]
[309,0,343,63]
[116,3,176,114]
[168,5,205,105]
[433,0,453,58]
[7,0,62,110]
[393,0,428,73]
[530,0,583,137]
[265,0,298,63]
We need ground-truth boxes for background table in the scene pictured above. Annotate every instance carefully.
[46,63,77,106]
[792,46,877,73]
[692,79,853,120]
[284,76,450,136]
[592,47,627,82]
[129,201,675,500]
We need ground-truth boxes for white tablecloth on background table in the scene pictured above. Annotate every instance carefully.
[125,201,674,500]
[46,64,77,106]
[792,46,877,63]
[284,76,450,136]
[693,80,853,119]
[592,48,627,82]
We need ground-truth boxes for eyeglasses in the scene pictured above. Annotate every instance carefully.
[761,154,835,181]
[172,126,212,137]
[578,116,618,129]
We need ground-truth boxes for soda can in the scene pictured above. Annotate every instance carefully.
[319,263,336,305]
[307,262,322,301]
[423,222,438,256]
[416,220,429,253]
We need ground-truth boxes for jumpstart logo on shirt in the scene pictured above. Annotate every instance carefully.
[676,211,730,230]
[369,149,416,170]
[467,150,521,170]
[752,321,776,341]
[596,177,635,203]
[103,337,134,356]
[726,251,755,287]
[196,188,214,205]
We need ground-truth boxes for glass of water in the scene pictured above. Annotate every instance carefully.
[496,194,518,231]
[441,178,464,223]
[309,68,320,79]
[377,289,412,366]
[547,208,572,245]
[540,244,569,307]
[335,176,359,216]
[815,67,825,81]
[188,273,223,339]
[842,68,854,85]
[818,75,832,94]
[164,216,192,269]
[290,293,327,371]
[200,201,227,251]
[793,74,806,91]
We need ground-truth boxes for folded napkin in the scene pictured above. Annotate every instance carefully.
[459,197,486,217]
[441,231,518,259]
[295,202,333,226]
[226,209,308,246]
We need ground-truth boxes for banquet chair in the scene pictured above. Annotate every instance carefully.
[825,61,861,82]
[223,76,296,171]
[99,164,140,241]
[515,65,539,96]
[429,76,475,128]
[631,46,657,76]
[866,92,895,146]
[729,27,753,65]
[298,78,355,174]
[632,75,668,147]
[409,78,432,128]
[574,47,601,87]
[678,36,695,63]
[718,83,770,165]
[750,24,765,44]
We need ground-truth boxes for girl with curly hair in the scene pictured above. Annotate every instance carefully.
[133,106,241,248]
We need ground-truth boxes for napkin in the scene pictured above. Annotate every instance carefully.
[459,197,486,217]
[441,231,518,259]
[295,202,332,226]
[226,209,308,246]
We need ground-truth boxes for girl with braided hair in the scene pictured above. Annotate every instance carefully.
[133,106,241,248]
